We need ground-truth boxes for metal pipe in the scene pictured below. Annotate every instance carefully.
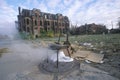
[57,50,59,68]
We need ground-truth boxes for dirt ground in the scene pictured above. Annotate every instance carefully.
[71,43,120,79]
[90,51,120,79]
[0,37,119,80]
[40,40,120,79]
[38,40,120,79]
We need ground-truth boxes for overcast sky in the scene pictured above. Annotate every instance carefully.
[0,0,120,30]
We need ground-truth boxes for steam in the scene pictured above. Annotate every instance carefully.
[0,21,19,39]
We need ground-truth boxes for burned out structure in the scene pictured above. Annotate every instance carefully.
[17,7,69,38]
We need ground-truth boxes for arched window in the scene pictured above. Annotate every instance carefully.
[35,20,37,26]
[26,19,29,25]
[44,21,47,26]
[40,21,42,26]
[47,21,50,26]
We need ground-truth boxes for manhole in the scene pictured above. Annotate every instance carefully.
[39,59,79,74]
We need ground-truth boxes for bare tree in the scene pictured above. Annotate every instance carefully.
[117,17,120,29]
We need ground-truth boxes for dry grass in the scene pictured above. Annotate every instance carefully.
[0,48,8,57]
[41,34,120,52]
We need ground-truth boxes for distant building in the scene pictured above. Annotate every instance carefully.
[17,7,69,38]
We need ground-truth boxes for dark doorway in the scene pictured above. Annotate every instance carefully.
[35,35,38,38]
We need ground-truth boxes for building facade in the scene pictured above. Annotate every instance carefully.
[17,7,69,38]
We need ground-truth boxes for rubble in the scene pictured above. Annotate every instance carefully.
[73,50,104,63]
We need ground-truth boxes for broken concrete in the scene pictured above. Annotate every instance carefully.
[60,63,119,80]
[73,50,104,63]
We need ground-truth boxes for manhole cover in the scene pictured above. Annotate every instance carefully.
[39,60,79,74]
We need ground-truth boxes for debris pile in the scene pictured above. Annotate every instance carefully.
[73,50,104,63]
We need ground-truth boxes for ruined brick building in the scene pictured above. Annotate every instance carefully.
[17,7,69,38]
